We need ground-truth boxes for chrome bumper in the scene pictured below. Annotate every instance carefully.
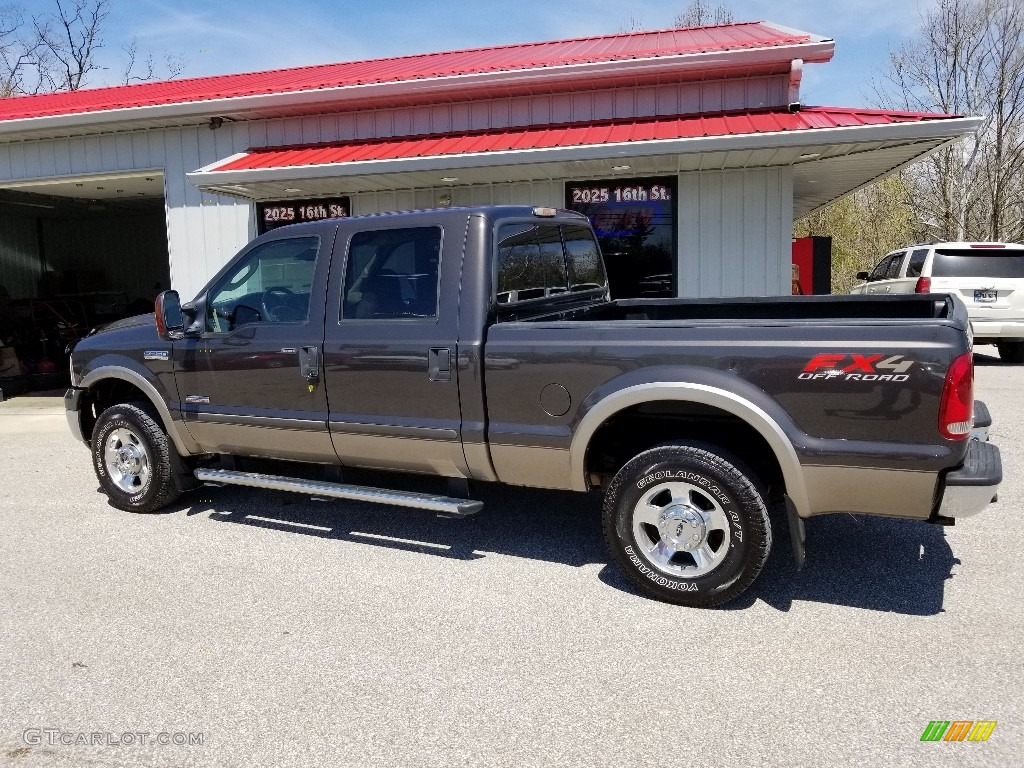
[64,387,86,443]
[938,440,1001,518]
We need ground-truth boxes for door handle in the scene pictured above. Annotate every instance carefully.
[300,346,320,388]
[428,347,451,382]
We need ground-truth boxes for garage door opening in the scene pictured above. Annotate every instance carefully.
[0,172,169,393]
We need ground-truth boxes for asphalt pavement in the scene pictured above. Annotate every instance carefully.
[0,355,1020,768]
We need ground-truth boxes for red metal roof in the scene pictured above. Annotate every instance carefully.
[0,22,817,122]
[206,107,957,172]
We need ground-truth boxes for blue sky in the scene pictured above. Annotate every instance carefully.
[85,0,938,107]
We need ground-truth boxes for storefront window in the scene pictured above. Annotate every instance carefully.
[566,177,676,299]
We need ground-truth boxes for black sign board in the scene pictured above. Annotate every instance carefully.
[565,177,677,299]
[256,197,351,234]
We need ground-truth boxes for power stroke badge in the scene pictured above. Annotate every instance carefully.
[798,353,915,382]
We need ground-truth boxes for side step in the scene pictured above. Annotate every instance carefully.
[194,468,483,518]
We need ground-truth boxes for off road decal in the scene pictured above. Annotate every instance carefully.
[798,353,914,382]
[624,546,699,591]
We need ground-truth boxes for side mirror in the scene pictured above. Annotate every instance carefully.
[154,290,184,340]
[856,271,870,281]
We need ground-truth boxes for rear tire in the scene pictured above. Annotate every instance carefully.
[602,442,772,607]
[92,401,182,513]
[996,341,1024,364]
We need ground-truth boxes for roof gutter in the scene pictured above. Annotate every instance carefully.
[187,115,983,188]
[0,41,834,140]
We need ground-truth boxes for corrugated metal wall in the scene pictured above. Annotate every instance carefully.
[0,74,794,300]
[678,168,792,297]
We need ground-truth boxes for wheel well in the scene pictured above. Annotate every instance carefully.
[80,378,156,442]
[585,400,785,499]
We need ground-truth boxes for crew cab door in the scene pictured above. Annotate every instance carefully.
[322,219,469,477]
[173,228,337,462]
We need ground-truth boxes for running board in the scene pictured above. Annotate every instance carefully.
[194,468,483,517]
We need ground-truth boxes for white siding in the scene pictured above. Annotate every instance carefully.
[0,73,794,300]
[678,168,793,297]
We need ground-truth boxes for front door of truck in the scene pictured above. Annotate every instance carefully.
[322,220,468,477]
[174,229,337,462]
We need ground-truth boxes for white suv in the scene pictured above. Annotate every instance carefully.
[852,242,1024,362]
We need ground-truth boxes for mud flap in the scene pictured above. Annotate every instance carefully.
[785,495,806,570]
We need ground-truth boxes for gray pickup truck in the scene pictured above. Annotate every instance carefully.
[65,206,1001,606]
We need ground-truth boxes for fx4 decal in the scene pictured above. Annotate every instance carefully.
[798,353,914,382]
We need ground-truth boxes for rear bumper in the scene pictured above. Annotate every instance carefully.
[970,318,1024,340]
[64,387,86,443]
[938,439,1002,518]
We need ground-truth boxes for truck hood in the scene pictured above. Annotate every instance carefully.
[90,313,156,336]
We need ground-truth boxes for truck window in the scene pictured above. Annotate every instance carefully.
[341,226,442,319]
[206,236,319,332]
[563,225,608,292]
[496,223,567,303]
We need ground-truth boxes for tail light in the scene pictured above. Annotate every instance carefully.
[939,352,973,439]
[915,276,931,293]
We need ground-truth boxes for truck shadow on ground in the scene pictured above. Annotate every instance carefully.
[974,350,1006,366]
[719,512,959,615]
[165,477,957,616]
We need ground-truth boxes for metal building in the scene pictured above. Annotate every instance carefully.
[0,21,981,315]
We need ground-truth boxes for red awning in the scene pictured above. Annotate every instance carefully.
[203,107,961,173]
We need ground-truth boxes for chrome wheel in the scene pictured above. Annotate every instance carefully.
[632,480,731,578]
[103,427,152,494]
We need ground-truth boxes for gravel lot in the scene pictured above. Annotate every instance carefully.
[0,354,1021,768]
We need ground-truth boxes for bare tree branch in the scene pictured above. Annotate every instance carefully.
[674,0,735,28]
[34,0,110,91]
[875,0,1024,241]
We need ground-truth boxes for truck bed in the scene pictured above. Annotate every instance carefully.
[501,294,957,324]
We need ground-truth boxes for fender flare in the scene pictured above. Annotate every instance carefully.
[79,365,199,456]
[568,381,811,517]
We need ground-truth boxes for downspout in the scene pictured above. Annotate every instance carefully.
[788,59,804,112]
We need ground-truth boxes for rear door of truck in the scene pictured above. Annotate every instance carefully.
[321,212,469,477]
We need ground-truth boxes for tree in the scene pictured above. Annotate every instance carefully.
[794,175,922,294]
[0,4,45,96]
[674,0,735,28]
[34,0,108,91]
[876,0,1024,242]
[1,0,185,96]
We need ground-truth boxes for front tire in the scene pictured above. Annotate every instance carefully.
[602,442,772,607]
[92,402,181,513]
[996,341,1024,364]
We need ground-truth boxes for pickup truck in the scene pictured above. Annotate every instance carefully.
[65,206,1002,607]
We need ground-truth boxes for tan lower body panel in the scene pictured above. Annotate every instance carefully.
[802,465,938,519]
[190,422,337,464]
[332,434,470,478]
[490,444,573,490]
